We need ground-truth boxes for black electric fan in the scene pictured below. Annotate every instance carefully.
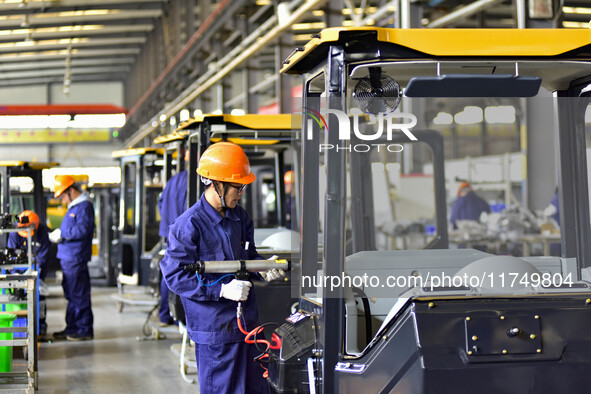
[353,67,401,115]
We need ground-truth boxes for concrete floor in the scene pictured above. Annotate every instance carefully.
[37,283,199,394]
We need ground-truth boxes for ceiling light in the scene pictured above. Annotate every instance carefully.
[455,106,483,124]
[179,109,190,122]
[562,6,591,14]
[485,106,516,123]
[562,21,589,28]
[291,22,326,30]
[433,112,453,125]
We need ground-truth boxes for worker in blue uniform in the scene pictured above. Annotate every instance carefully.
[8,210,50,335]
[49,175,95,341]
[546,191,560,225]
[157,155,188,325]
[450,181,491,229]
[161,142,283,394]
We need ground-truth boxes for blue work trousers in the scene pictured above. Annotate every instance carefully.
[159,279,173,324]
[61,261,94,337]
[195,341,269,394]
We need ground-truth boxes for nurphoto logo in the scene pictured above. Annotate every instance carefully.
[302,107,418,152]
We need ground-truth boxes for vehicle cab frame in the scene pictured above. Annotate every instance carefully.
[275,27,591,394]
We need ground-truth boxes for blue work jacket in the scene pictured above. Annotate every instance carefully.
[8,223,50,280]
[161,194,262,344]
[158,170,188,238]
[57,192,95,264]
[450,190,491,229]
[550,192,560,225]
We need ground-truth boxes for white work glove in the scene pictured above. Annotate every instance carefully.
[544,204,557,218]
[263,268,286,282]
[262,255,286,282]
[39,279,50,297]
[220,279,252,301]
[48,229,62,243]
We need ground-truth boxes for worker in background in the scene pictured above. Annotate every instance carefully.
[284,170,294,229]
[544,189,560,225]
[157,150,188,326]
[161,142,283,394]
[450,181,491,229]
[8,210,50,336]
[49,175,95,341]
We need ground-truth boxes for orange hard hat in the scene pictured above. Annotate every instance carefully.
[196,142,256,184]
[457,181,472,197]
[54,174,75,198]
[284,170,294,184]
[17,210,39,237]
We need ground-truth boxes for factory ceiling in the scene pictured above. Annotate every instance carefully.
[0,0,586,144]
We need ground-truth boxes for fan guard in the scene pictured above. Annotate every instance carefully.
[353,68,401,115]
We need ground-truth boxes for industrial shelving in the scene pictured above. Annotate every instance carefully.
[0,227,38,392]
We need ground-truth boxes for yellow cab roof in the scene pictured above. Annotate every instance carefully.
[282,27,591,73]
[176,114,293,131]
[153,130,189,145]
[281,27,591,91]
[0,161,59,170]
[111,147,164,158]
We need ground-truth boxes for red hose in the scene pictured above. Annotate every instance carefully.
[237,316,271,350]
[237,305,283,379]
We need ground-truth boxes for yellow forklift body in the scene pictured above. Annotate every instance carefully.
[282,27,591,74]
[111,147,164,158]
[176,114,292,131]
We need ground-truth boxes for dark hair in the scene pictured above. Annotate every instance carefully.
[65,184,80,194]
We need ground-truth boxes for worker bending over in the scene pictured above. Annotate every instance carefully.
[8,210,50,336]
[450,181,491,229]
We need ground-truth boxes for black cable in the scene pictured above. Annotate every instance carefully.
[351,287,372,346]
[360,296,372,346]
[252,322,280,353]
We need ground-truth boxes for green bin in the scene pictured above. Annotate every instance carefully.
[0,313,16,373]
[5,303,27,339]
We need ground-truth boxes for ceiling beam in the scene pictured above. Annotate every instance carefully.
[0,0,166,11]
[0,47,140,62]
[0,24,154,42]
[0,74,126,87]
[0,65,130,80]
[0,9,162,28]
[0,104,127,115]
[0,37,145,53]
[0,57,135,71]
[426,0,506,27]
[123,0,329,148]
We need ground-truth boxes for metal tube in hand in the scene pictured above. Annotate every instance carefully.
[183,259,290,274]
